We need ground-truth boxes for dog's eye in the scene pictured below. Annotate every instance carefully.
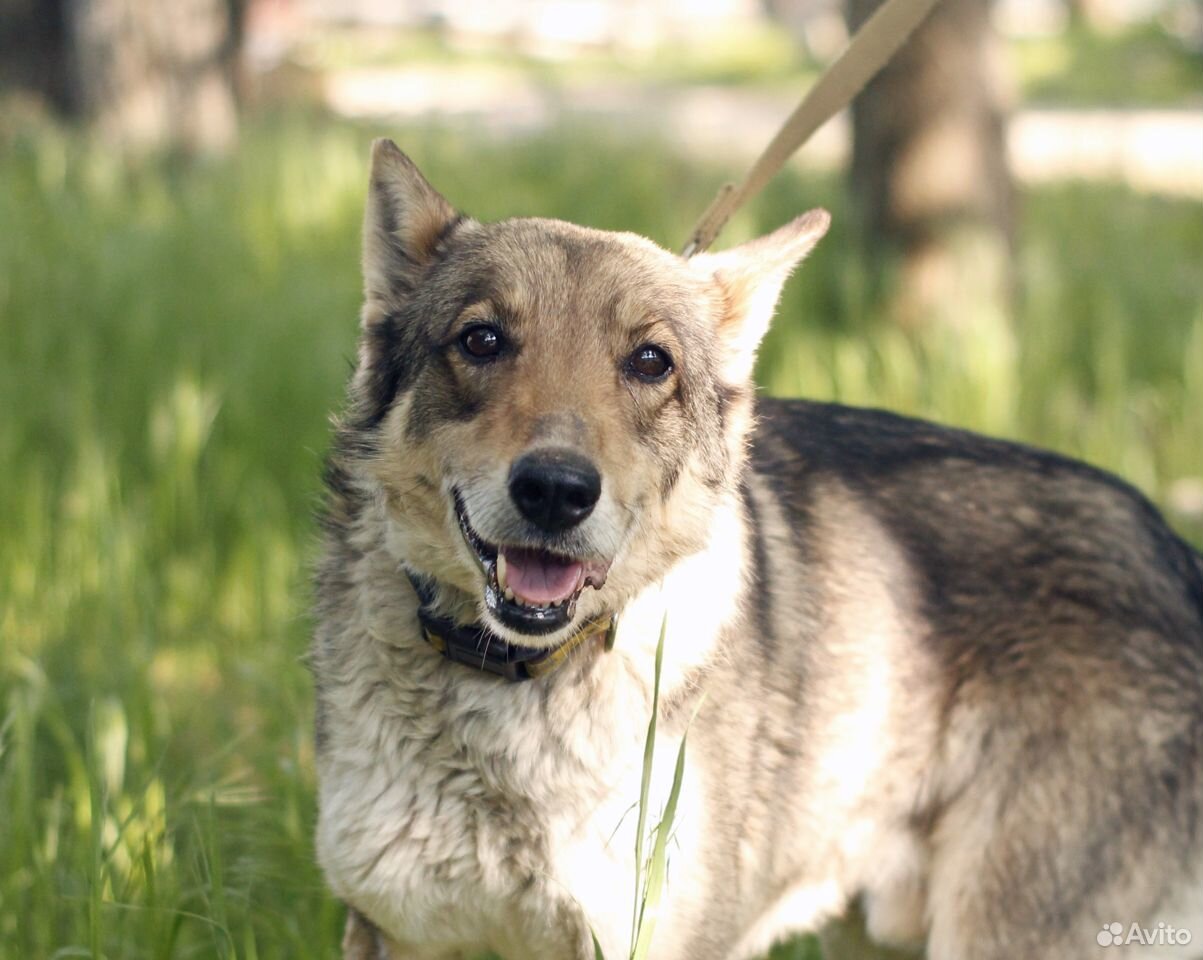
[459,324,504,362]
[626,345,673,382]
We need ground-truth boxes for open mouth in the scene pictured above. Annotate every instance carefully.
[453,491,610,636]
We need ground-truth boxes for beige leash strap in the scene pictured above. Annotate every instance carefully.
[681,0,943,257]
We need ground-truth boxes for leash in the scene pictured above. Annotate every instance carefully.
[681,0,942,258]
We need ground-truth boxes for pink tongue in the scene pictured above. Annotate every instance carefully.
[503,547,583,605]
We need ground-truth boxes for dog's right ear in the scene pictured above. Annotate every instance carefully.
[362,139,463,309]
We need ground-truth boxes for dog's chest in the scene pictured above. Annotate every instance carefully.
[315,645,697,956]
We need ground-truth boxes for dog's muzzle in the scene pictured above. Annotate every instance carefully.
[454,489,610,636]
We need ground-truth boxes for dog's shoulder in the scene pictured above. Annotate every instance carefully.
[753,395,1137,494]
[750,395,1176,534]
[750,396,1203,643]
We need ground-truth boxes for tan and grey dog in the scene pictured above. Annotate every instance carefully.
[311,139,1203,960]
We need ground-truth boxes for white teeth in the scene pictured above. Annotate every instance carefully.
[496,553,508,591]
[499,589,568,611]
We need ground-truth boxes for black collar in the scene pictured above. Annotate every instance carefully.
[406,572,617,683]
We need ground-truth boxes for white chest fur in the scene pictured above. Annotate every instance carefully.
[317,633,706,958]
[315,498,745,958]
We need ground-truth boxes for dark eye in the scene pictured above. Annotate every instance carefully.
[626,344,673,382]
[459,324,504,362]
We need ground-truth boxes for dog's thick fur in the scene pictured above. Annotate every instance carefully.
[311,140,1203,960]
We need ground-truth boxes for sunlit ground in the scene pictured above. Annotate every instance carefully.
[1,106,1200,958]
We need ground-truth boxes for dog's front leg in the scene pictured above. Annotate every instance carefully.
[515,899,608,960]
[341,908,468,960]
[341,908,393,960]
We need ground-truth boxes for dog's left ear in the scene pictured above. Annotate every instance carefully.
[362,139,463,308]
[694,209,830,383]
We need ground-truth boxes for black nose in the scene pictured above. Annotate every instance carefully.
[508,449,601,533]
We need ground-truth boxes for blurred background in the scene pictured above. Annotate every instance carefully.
[1,1,1200,957]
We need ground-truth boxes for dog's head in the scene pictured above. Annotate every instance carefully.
[339,139,827,646]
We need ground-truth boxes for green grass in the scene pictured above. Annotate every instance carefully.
[1,109,1200,959]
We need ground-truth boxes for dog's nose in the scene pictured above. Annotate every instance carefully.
[508,449,601,533]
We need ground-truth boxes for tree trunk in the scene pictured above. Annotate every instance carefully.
[66,0,240,152]
[847,0,1014,328]
[1,0,242,152]
[0,0,73,111]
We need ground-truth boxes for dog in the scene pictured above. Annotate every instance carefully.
[310,138,1203,960]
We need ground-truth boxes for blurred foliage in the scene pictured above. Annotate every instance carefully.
[1012,20,1203,106]
[0,107,1200,959]
[294,21,811,89]
[291,17,1203,105]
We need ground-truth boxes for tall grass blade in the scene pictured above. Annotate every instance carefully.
[629,613,668,956]
[86,705,104,960]
[631,727,689,959]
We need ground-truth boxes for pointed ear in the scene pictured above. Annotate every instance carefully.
[362,139,462,307]
[695,209,830,384]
